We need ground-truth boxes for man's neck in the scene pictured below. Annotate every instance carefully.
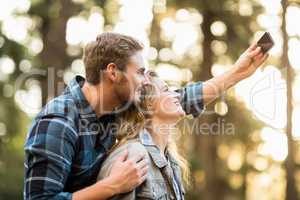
[81,81,120,118]
[147,118,176,153]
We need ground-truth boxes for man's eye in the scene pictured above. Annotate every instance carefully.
[138,68,145,75]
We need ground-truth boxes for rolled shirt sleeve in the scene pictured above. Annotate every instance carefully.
[176,81,205,118]
[24,117,77,200]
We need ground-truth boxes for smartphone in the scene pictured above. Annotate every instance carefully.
[256,32,274,53]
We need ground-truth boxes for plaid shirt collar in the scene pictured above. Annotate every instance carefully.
[66,75,98,120]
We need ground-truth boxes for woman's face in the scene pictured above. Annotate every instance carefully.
[149,78,185,122]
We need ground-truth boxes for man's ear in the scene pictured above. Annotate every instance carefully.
[106,63,120,82]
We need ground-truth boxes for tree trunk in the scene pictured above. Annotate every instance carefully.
[149,10,162,66]
[195,10,221,200]
[39,0,78,105]
[281,0,299,199]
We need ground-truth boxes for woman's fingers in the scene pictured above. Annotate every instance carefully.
[249,46,262,58]
[248,43,258,52]
[257,51,264,57]
[259,53,269,66]
[254,52,264,61]
[254,53,269,67]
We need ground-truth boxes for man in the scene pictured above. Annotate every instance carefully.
[24,32,268,200]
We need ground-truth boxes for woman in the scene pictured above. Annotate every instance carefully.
[97,72,190,200]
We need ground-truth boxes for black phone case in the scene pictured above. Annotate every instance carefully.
[257,32,274,53]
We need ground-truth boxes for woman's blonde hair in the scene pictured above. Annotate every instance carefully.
[113,72,191,187]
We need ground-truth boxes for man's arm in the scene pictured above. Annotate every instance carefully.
[24,118,147,200]
[24,118,77,200]
[202,43,269,105]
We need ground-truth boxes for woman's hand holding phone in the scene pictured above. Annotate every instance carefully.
[230,32,274,81]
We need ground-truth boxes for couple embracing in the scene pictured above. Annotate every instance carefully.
[24,32,268,200]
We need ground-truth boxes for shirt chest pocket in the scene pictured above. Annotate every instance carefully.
[137,179,168,200]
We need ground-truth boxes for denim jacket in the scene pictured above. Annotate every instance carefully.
[97,129,185,200]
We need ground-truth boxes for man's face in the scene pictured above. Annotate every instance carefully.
[114,51,147,105]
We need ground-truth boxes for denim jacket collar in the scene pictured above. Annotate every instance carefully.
[139,129,168,168]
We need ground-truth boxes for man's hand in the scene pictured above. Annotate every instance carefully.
[232,43,269,80]
[72,150,148,200]
[108,150,148,195]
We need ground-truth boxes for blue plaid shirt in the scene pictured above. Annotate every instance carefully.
[24,75,204,200]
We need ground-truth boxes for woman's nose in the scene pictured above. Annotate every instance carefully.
[171,91,181,99]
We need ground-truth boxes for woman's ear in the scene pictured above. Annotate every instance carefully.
[145,99,155,113]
